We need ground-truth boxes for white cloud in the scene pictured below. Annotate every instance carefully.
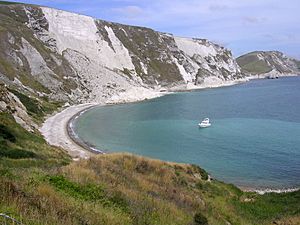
[111,5,144,18]
[243,16,268,25]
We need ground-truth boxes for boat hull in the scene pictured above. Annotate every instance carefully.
[198,123,211,128]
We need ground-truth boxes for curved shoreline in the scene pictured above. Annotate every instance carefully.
[40,103,99,159]
[41,77,300,194]
[67,105,105,154]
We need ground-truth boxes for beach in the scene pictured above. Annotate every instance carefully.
[40,103,98,160]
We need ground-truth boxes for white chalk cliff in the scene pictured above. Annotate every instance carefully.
[0,4,244,104]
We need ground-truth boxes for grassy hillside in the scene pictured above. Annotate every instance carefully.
[237,51,300,75]
[0,108,300,224]
[236,52,272,74]
[0,1,21,5]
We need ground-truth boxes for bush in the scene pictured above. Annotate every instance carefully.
[135,160,153,174]
[0,124,16,143]
[194,212,208,225]
[195,182,203,190]
[191,164,209,181]
[0,147,36,159]
[9,89,43,116]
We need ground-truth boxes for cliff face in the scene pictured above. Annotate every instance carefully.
[237,51,300,77]
[0,4,243,104]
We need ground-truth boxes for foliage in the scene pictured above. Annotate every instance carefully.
[0,124,16,143]
[190,164,209,180]
[0,1,21,5]
[0,112,70,166]
[233,191,300,222]
[0,147,36,159]
[9,88,63,123]
[0,121,37,159]
[194,212,208,225]
[10,89,44,117]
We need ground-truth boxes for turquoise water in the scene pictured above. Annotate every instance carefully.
[74,77,300,189]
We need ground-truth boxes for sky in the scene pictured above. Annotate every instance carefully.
[10,0,300,59]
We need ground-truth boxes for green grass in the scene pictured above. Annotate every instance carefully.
[0,124,16,142]
[46,175,129,211]
[0,146,36,159]
[0,1,21,5]
[242,60,272,74]
[0,117,37,159]
[9,89,44,117]
[9,88,64,123]
[0,112,70,166]
[237,53,272,74]
[233,191,300,222]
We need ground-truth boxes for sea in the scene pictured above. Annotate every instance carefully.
[74,77,300,190]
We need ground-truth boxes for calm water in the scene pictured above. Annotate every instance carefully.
[75,77,300,189]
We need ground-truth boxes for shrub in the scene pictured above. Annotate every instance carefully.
[194,212,208,225]
[135,160,153,174]
[9,89,43,116]
[191,165,209,181]
[195,182,203,190]
[0,124,16,143]
[0,147,36,159]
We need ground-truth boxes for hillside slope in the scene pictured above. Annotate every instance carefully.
[0,3,243,105]
[237,51,300,77]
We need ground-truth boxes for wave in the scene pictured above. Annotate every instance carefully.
[252,187,299,195]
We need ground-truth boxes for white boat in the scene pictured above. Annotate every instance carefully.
[198,118,211,128]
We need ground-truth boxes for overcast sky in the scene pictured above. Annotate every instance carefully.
[11,0,300,59]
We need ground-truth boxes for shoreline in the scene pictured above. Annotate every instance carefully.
[67,105,106,154]
[40,103,98,160]
[242,187,300,195]
[40,75,300,194]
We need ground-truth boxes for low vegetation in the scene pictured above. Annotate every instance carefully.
[0,1,21,5]
[236,53,272,74]
[9,88,64,123]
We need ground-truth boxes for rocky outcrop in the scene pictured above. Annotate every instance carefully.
[236,51,300,77]
[0,4,243,104]
[0,83,37,131]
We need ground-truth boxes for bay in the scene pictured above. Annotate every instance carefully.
[74,77,300,189]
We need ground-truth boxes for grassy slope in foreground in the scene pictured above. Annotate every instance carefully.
[0,111,300,225]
